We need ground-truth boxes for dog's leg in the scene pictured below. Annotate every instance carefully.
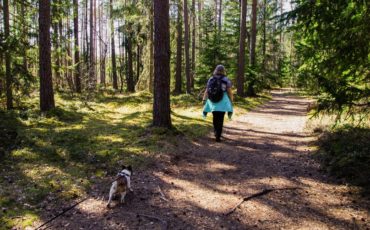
[107,182,117,207]
[127,178,133,192]
[120,191,127,204]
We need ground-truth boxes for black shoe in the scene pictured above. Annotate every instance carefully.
[216,137,221,142]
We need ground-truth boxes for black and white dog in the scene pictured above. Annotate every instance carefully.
[107,165,133,208]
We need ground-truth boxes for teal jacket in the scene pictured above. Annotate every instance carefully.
[203,92,233,117]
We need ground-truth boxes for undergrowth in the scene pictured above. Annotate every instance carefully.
[0,90,269,229]
[307,113,370,197]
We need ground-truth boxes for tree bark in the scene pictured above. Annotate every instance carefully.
[237,0,247,97]
[89,0,96,90]
[247,0,257,96]
[198,0,202,49]
[218,0,222,32]
[174,0,183,94]
[20,2,28,74]
[3,0,13,109]
[110,0,118,90]
[153,0,171,128]
[99,3,107,87]
[191,0,196,89]
[39,0,55,111]
[73,0,81,92]
[149,2,154,93]
[184,0,191,94]
[126,34,135,92]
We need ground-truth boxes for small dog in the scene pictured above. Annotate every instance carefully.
[107,165,133,208]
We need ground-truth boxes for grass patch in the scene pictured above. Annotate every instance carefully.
[316,126,370,193]
[0,90,268,229]
[307,112,370,197]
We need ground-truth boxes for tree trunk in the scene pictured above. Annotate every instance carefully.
[3,0,13,109]
[66,14,75,91]
[149,2,154,93]
[39,0,55,111]
[99,4,107,87]
[218,0,222,32]
[20,2,28,74]
[174,0,183,94]
[191,0,196,89]
[198,0,202,49]
[153,0,171,128]
[0,51,3,95]
[184,0,191,94]
[89,0,96,90]
[110,0,118,90]
[247,0,257,96]
[126,34,135,92]
[136,44,141,85]
[237,0,247,97]
[73,0,81,92]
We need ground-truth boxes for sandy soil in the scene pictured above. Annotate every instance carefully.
[32,89,369,230]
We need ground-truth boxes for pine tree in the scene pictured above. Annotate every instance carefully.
[174,0,183,94]
[39,0,55,111]
[237,0,247,97]
[73,0,81,92]
[184,0,191,94]
[3,0,12,109]
[153,0,171,128]
[110,0,118,90]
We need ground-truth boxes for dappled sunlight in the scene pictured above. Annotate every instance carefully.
[156,173,240,212]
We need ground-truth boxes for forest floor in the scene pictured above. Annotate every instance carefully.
[27,89,369,230]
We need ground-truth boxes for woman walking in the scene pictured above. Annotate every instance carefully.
[202,65,233,142]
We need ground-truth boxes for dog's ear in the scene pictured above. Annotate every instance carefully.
[127,165,132,172]
[121,165,127,170]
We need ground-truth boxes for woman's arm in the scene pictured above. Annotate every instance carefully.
[202,89,208,102]
[227,88,233,103]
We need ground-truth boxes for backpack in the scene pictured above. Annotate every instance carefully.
[207,75,226,103]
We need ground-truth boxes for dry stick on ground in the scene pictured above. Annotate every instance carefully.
[158,185,169,202]
[224,187,301,216]
[36,197,89,230]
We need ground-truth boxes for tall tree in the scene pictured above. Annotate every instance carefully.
[89,0,96,89]
[218,0,222,32]
[191,0,196,88]
[126,32,135,92]
[237,0,247,97]
[184,0,191,94]
[174,0,183,94]
[3,0,12,109]
[198,0,202,49]
[149,2,154,93]
[73,0,81,92]
[153,0,171,128]
[110,0,118,90]
[247,0,257,96]
[39,0,55,111]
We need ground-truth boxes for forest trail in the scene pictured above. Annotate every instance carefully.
[34,89,369,230]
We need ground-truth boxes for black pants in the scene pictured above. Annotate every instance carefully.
[212,111,225,139]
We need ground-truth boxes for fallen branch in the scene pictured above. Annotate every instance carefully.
[224,187,301,216]
[158,186,169,202]
[36,197,89,230]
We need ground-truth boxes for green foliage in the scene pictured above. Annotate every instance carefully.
[317,125,370,194]
[288,0,370,115]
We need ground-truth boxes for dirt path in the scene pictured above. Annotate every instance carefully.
[34,89,369,230]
